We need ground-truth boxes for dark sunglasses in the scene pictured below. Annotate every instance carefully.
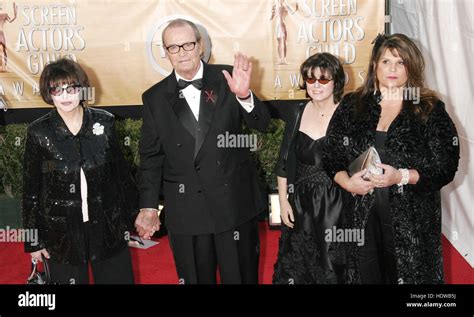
[49,84,81,96]
[306,77,332,85]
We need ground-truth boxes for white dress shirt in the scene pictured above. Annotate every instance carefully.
[80,168,89,222]
[175,61,255,121]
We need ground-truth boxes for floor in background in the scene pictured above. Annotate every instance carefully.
[0,222,472,284]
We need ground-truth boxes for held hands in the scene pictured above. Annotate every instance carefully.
[31,248,50,262]
[135,208,161,240]
[342,164,409,196]
[222,52,252,99]
[368,163,402,188]
[280,198,295,229]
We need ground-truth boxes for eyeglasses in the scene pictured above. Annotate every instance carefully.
[165,42,197,54]
[49,84,81,96]
[306,77,333,85]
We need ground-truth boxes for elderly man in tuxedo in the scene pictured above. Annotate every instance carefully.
[135,19,270,284]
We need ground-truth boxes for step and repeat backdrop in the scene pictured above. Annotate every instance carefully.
[0,0,384,109]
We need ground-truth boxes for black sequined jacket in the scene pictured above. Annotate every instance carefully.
[322,92,460,284]
[22,107,138,265]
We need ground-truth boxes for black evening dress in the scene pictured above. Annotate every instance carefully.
[357,131,397,284]
[273,131,345,284]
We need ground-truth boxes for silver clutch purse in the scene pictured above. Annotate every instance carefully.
[348,147,383,180]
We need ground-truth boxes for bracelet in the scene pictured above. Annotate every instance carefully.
[141,208,159,213]
[237,90,252,100]
[397,168,409,186]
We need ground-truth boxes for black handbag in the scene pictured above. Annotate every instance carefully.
[27,255,52,285]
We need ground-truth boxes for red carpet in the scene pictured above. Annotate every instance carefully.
[0,222,472,284]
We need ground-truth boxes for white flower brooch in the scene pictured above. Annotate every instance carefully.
[92,122,104,136]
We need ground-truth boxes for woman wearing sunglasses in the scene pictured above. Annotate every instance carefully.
[22,58,138,284]
[273,53,349,284]
[322,34,459,284]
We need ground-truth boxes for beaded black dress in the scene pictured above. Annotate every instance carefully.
[273,131,345,284]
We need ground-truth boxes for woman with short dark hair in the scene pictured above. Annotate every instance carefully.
[23,58,138,284]
[273,53,348,284]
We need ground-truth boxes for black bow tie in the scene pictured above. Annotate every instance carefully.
[178,78,203,90]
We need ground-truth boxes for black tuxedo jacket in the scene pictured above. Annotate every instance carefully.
[139,62,270,235]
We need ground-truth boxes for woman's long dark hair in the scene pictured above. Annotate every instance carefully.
[355,33,438,121]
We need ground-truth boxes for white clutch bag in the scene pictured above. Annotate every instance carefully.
[348,147,383,180]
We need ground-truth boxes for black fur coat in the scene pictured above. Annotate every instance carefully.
[323,93,460,284]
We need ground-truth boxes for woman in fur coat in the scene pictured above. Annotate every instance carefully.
[323,33,460,284]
